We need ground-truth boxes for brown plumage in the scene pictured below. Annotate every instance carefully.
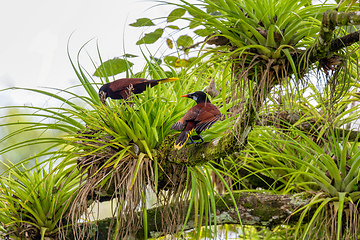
[171,91,221,150]
[98,77,178,104]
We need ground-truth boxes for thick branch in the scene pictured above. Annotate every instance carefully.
[330,30,360,52]
[163,110,360,166]
[66,192,310,240]
[164,134,237,165]
[315,10,360,59]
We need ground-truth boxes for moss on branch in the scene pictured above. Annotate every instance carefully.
[66,192,310,240]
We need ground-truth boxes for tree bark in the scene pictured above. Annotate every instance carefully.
[316,10,360,59]
[66,192,310,240]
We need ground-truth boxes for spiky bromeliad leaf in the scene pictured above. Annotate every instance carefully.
[0,159,81,239]
[93,58,134,77]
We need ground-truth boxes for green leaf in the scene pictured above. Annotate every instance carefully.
[130,153,146,189]
[337,192,346,240]
[205,1,220,14]
[167,8,186,23]
[129,18,154,27]
[176,35,193,48]
[136,28,164,45]
[189,19,201,29]
[166,25,180,30]
[194,28,213,37]
[164,56,178,66]
[141,140,153,160]
[93,58,134,77]
[187,8,200,18]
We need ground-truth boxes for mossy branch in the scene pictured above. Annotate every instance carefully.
[315,10,360,59]
[66,192,310,240]
[161,133,237,165]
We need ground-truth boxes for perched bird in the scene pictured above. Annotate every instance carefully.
[171,91,221,150]
[98,77,178,104]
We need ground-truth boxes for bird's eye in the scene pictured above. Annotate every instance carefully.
[193,96,197,101]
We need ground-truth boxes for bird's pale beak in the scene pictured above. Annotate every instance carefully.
[99,91,106,97]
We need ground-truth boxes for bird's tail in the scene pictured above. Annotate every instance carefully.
[174,129,193,150]
[157,77,179,83]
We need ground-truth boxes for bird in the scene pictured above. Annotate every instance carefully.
[171,91,221,150]
[98,77,179,104]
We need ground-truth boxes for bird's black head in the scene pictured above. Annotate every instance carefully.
[181,91,211,104]
[99,83,109,99]
[99,83,110,104]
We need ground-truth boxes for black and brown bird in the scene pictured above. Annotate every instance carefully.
[171,91,221,150]
[98,77,178,104]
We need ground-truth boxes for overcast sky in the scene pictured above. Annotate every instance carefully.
[0,0,182,107]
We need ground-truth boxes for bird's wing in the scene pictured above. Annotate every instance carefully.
[196,116,220,132]
[109,78,147,92]
[171,106,202,131]
[195,104,221,132]
[171,105,203,131]
[171,118,186,130]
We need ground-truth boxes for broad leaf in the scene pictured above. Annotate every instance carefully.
[194,28,214,37]
[130,18,154,27]
[164,56,177,66]
[167,8,186,23]
[166,25,180,30]
[93,58,134,77]
[177,35,193,49]
[136,28,164,45]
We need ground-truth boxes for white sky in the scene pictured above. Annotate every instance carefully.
[0,0,182,107]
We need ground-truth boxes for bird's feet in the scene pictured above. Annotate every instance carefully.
[186,135,204,146]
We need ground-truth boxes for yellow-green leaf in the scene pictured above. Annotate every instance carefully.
[166,39,173,49]
[140,140,153,160]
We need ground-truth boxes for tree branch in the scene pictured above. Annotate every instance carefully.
[330,30,360,52]
[162,109,360,167]
[316,10,360,59]
[66,192,310,240]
